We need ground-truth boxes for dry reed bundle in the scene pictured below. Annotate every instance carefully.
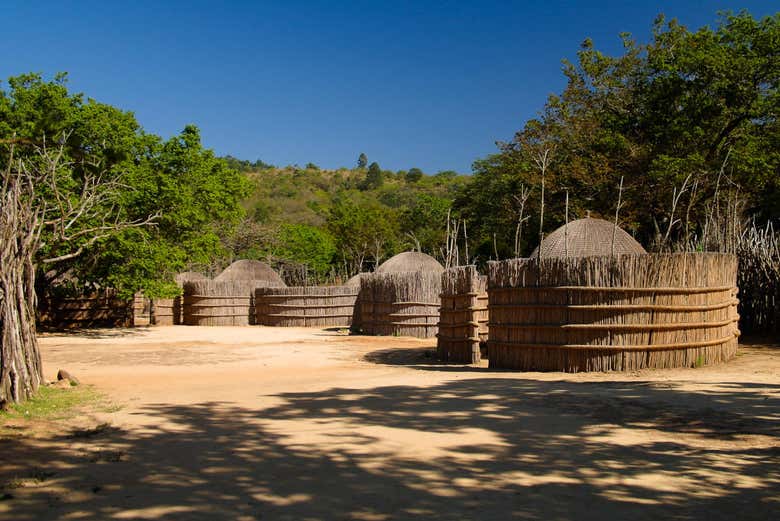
[256,286,359,327]
[437,266,489,363]
[183,280,268,326]
[40,290,133,329]
[487,253,739,372]
[358,271,441,338]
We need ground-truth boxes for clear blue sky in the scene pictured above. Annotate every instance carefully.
[2,1,777,173]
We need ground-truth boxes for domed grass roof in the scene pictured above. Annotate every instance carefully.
[214,260,286,286]
[376,252,444,274]
[345,273,364,286]
[530,218,646,259]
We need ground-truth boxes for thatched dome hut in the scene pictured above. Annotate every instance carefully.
[376,252,444,274]
[345,273,363,286]
[214,260,286,286]
[530,218,646,259]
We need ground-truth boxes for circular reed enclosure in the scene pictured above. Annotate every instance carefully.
[487,253,740,372]
[255,286,359,327]
[357,271,441,339]
[437,266,489,364]
[183,280,268,326]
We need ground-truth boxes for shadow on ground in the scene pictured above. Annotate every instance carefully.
[1,377,778,520]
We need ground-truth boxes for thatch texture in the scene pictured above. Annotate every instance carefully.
[357,271,441,339]
[183,280,267,326]
[345,273,364,287]
[39,290,135,329]
[256,286,359,327]
[214,260,286,286]
[376,252,444,274]
[152,272,209,325]
[437,266,489,363]
[530,218,647,259]
[487,253,739,372]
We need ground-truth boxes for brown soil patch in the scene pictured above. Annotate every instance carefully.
[2,327,778,520]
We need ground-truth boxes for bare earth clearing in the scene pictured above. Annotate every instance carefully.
[1,326,778,520]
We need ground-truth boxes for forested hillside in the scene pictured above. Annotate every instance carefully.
[219,160,469,282]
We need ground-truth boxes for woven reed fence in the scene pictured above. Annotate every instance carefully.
[255,286,359,327]
[151,298,176,325]
[151,273,209,325]
[357,271,441,338]
[437,266,489,363]
[487,253,739,372]
[40,290,138,328]
[183,280,268,326]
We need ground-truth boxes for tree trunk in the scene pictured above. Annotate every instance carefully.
[0,257,42,404]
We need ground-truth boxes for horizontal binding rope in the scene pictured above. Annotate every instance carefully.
[438,321,481,328]
[264,313,353,319]
[365,321,437,327]
[265,303,354,309]
[257,293,358,299]
[184,303,252,308]
[490,317,737,331]
[188,295,251,300]
[439,292,481,297]
[386,313,440,318]
[187,313,249,318]
[487,300,738,312]
[488,285,735,294]
[489,334,737,352]
[436,335,481,342]
[392,301,440,306]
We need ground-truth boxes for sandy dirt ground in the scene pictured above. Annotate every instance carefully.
[1,326,778,520]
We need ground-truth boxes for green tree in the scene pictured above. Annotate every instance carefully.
[326,196,398,272]
[0,73,249,403]
[275,224,337,279]
[361,161,384,190]
[406,167,423,183]
[357,152,368,168]
[457,11,779,255]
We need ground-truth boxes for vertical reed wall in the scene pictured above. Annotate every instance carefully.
[437,266,489,363]
[357,272,441,339]
[255,286,359,327]
[39,290,134,329]
[487,253,739,372]
[183,280,266,326]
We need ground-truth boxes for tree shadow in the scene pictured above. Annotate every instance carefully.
[1,378,778,520]
[36,327,149,340]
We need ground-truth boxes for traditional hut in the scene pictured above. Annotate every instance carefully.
[214,259,286,286]
[530,217,647,259]
[375,252,444,274]
[437,266,489,363]
[255,285,359,327]
[151,272,208,325]
[487,253,740,372]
